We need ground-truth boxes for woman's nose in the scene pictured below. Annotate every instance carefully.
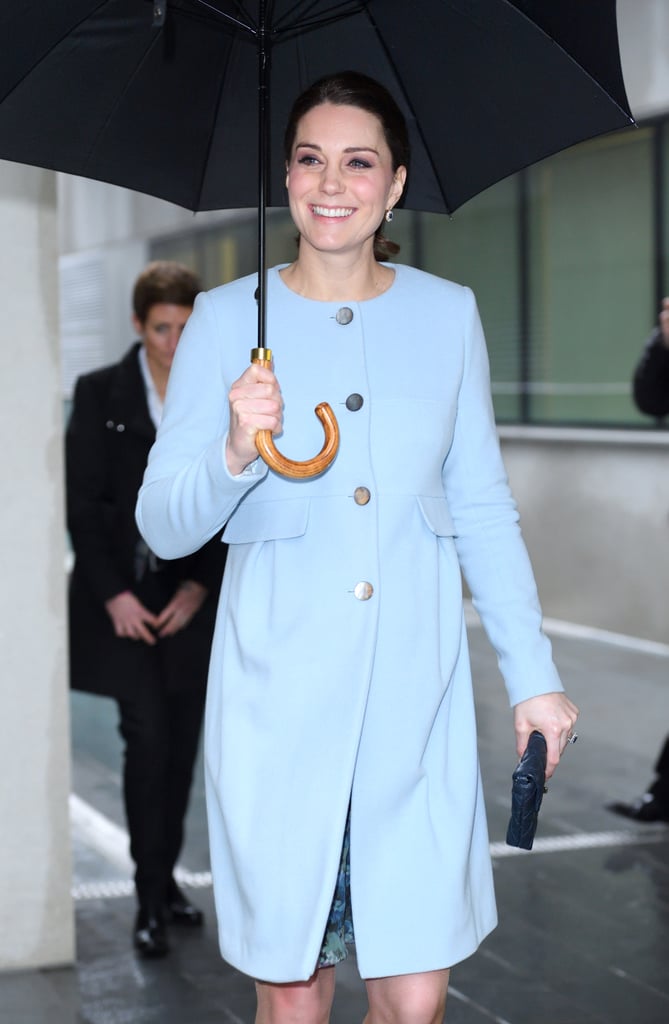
[320,167,343,194]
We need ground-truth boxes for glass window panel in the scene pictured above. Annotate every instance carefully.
[417,179,520,420]
[659,120,663,296]
[386,208,416,267]
[266,208,300,267]
[149,235,199,276]
[527,128,654,425]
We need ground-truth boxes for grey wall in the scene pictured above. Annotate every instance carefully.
[0,162,74,969]
[617,0,669,118]
[501,428,669,644]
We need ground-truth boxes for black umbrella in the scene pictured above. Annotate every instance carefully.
[0,0,634,475]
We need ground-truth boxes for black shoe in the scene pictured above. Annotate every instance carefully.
[606,793,669,823]
[134,907,169,957]
[165,881,204,927]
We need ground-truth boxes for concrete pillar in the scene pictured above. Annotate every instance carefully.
[0,162,74,968]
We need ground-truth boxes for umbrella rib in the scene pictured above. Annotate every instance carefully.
[78,28,172,180]
[0,0,111,104]
[189,0,258,35]
[272,0,365,38]
[190,32,242,210]
[498,0,633,122]
[361,5,457,213]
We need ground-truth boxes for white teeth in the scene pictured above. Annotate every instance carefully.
[312,205,353,217]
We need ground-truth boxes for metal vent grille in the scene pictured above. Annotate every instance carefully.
[59,254,106,399]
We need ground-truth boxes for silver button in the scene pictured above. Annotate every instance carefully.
[345,393,364,411]
[116,423,125,432]
[354,581,374,601]
[354,487,371,506]
[335,307,354,325]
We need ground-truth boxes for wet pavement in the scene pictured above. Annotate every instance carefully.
[3,613,669,1023]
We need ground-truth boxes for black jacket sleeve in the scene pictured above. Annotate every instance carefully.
[66,370,131,604]
[633,327,669,419]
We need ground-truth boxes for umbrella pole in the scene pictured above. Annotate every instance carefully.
[256,0,269,353]
[250,2,339,478]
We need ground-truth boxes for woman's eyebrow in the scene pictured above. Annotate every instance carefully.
[295,143,379,155]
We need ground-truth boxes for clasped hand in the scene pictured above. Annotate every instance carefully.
[104,581,208,645]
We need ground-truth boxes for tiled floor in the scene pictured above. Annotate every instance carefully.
[3,616,669,1023]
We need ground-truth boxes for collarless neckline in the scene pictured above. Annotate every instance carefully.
[271,263,400,305]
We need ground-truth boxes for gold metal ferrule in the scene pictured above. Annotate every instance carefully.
[251,346,272,365]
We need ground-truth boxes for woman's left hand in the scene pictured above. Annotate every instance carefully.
[155,580,208,638]
[513,691,580,779]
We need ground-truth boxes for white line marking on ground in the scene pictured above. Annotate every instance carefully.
[448,985,513,1023]
[70,793,213,900]
[70,795,667,901]
[490,827,667,858]
[69,792,132,872]
[464,601,669,658]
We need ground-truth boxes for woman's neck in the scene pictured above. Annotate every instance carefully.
[280,245,394,302]
[145,355,169,401]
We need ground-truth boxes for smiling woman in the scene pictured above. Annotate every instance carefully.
[281,101,405,294]
[136,71,578,1024]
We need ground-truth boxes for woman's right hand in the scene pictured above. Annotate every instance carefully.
[226,362,283,475]
[104,591,159,645]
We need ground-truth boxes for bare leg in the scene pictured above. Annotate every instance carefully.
[364,969,450,1024]
[255,966,336,1024]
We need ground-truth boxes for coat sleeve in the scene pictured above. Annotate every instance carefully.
[632,328,669,418]
[443,288,562,707]
[178,531,229,593]
[66,372,130,604]
[136,290,268,559]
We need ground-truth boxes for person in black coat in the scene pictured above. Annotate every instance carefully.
[632,297,669,419]
[67,262,227,956]
[607,297,669,825]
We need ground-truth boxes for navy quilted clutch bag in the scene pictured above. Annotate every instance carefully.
[506,730,547,850]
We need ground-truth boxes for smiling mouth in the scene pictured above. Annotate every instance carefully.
[311,205,354,218]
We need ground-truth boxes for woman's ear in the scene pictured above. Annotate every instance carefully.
[389,165,407,209]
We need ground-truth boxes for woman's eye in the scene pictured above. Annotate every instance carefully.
[297,155,320,166]
[349,158,372,169]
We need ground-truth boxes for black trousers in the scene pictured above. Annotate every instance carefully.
[117,672,205,910]
[650,735,669,806]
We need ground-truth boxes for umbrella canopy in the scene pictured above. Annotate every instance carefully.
[0,0,634,478]
[0,0,633,215]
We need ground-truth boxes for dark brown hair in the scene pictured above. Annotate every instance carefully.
[284,71,410,261]
[132,261,202,324]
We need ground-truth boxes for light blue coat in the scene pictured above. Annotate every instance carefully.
[136,264,562,982]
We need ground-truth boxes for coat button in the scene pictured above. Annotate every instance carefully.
[335,307,354,325]
[354,486,371,506]
[354,581,374,601]
[345,393,364,411]
[116,423,125,432]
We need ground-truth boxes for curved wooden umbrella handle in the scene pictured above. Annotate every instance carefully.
[251,347,340,479]
[255,403,340,478]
